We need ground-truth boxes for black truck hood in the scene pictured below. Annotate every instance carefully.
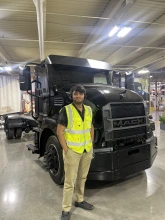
[82,84,143,107]
[61,84,144,107]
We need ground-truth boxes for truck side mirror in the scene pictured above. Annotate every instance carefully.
[125,72,135,90]
[19,66,31,91]
[112,71,121,87]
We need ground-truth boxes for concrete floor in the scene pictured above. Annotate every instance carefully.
[0,112,165,220]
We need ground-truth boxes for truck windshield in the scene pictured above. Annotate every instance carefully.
[47,65,110,88]
[94,73,108,84]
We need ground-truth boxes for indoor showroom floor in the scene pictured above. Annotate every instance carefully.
[0,111,164,220]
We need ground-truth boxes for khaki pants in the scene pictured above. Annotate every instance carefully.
[62,147,93,212]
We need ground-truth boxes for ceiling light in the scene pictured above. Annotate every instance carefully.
[138,69,150,74]
[109,25,120,37]
[5,67,12,71]
[117,27,132,38]
[150,76,153,78]
[0,67,3,70]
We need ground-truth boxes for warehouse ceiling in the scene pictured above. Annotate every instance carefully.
[0,0,165,81]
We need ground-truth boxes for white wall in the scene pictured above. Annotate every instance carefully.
[0,76,21,114]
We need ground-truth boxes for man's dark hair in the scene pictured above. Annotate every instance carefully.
[70,85,86,96]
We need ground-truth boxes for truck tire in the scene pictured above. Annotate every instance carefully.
[46,136,64,185]
[14,128,22,139]
[6,129,14,140]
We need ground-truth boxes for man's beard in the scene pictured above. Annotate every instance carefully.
[73,100,83,105]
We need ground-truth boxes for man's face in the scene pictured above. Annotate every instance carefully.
[72,91,84,104]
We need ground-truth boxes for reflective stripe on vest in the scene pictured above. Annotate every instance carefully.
[66,140,92,147]
[87,106,92,119]
[65,128,91,134]
[67,104,73,129]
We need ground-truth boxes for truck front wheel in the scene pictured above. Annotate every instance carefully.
[6,128,14,140]
[45,136,64,185]
[14,128,22,139]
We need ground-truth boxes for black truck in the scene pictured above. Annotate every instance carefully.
[4,55,157,185]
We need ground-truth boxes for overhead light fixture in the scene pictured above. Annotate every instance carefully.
[150,76,153,78]
[138,69,150,74]
[117,27,132,38]
[0,67,3,70]
[5,66,12,71]
[109,25,120,37]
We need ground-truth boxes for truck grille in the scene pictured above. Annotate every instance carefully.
[103,102,147,150]
[111,103,145,118]
[114,126,146,139]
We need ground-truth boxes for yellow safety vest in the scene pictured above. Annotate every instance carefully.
[64,104,92,154]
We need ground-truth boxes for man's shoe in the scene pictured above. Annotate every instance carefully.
[61,211,70,220]
[75,201,94,210]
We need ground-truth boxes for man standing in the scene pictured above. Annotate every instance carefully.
[57,85,94,220]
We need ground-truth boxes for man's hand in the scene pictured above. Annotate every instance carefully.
[64,147,68,153]
[57,124,68,152]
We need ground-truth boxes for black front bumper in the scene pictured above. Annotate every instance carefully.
[87,137,157,181]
